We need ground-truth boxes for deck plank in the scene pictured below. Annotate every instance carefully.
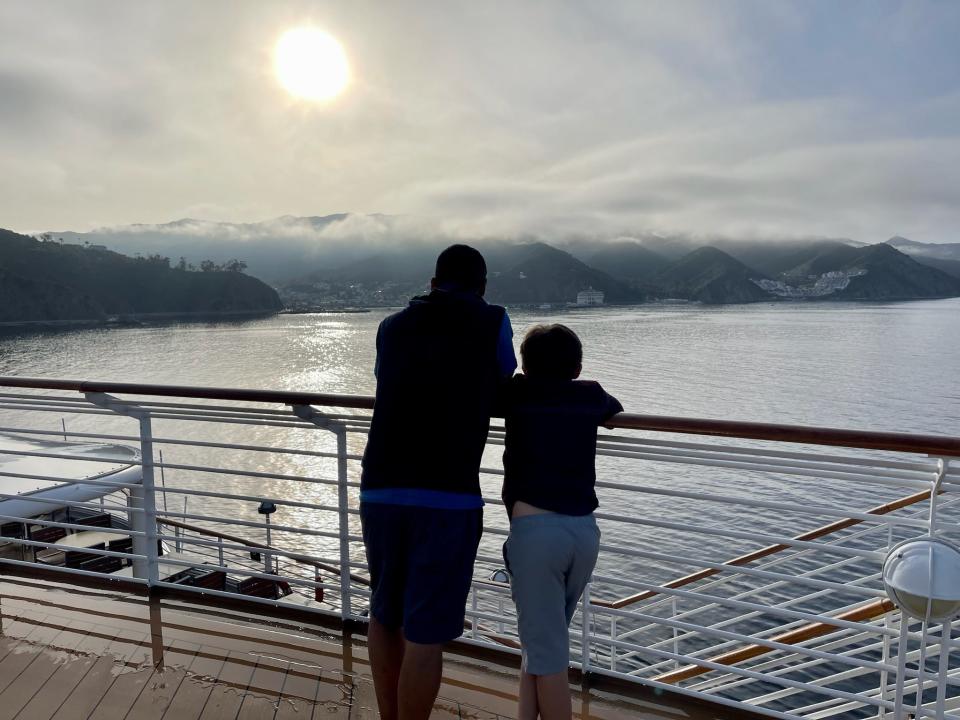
[158,642,226,720]
[47,655,121,720]
[85,630,156,720]
[0,622,90,720]
[273,663,322,720]
[236,657,287,720]
[0,619,58,696]
[312,674,352,719]
[196,649,256,720]
[124,643,197,720]
[47,628,148,720]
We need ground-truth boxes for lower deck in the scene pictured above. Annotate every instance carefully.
[0,577,736,720]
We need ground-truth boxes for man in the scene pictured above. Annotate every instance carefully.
[360,244,517,720]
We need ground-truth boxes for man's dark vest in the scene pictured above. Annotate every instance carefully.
[361,290,506,496]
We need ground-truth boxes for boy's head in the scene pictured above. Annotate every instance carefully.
[432,244,487,295]
[520,324,582,380]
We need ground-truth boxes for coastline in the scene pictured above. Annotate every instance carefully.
[0,308,280,330]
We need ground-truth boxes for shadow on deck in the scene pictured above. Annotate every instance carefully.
[0,578,744,720]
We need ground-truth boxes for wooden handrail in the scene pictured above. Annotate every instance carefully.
[592,488,936,610]
[652,597,895,684]
[2,376,959,456]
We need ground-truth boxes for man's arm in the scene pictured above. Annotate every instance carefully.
[373,322,383,379]
[496,313,518,377]
[492,314,517,418]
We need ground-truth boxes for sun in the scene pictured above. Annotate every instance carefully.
[274,27,350,102]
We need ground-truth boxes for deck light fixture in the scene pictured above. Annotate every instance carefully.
[882,537,960,621]
[257,500,279,573]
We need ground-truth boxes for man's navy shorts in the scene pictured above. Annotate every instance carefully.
[360,502,483,644]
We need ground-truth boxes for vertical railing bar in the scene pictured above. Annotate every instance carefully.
[336,424,352,620]
[582,581,592,675]
[935,623,950,719]
[610,616,617,671]
[880,523,894,719]
[471,587,479,639]
[672,597,680,670]
[159,449,169,514]
[139,412,160,585]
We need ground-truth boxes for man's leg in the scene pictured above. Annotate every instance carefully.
[397,640,444,720]
[518,670,539,720]
[367,616,406,720]
[535,671,572,720]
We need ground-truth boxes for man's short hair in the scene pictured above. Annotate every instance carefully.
[520,324,583,380]
[435,244,487,292]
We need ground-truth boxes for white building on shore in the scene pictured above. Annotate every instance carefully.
[576,289,605,306]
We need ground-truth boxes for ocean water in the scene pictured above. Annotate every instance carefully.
[2,297,957,573]
[4,298,958,431]
[1,299,958,708]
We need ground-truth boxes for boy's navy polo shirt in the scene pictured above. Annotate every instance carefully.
[501,375,623,516]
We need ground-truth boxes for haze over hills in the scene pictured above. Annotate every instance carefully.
[884,236,960,280]
[32,215,960,307]
[0,228,282,324]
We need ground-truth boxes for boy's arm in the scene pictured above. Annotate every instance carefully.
[599,389,624,428]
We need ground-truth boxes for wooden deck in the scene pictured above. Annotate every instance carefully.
[0,578,737,720]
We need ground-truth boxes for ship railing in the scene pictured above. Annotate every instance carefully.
[0,376,957,720]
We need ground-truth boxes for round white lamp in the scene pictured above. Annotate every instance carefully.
[882,537,960,621]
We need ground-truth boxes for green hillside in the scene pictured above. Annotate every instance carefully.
[484,242,637,304]
[648,246,772,304]
[0,228,282,322]
[835,244,960,300]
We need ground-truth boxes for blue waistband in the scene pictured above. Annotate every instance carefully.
[360,488,485,510]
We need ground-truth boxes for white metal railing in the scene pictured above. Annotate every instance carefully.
[0,379,957,720]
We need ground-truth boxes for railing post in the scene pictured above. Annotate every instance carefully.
[610,616,617,671]
[672,597,680,670]
[86,393,159,585]
[335,424,352,620]
[136,413,160,585]
[581,581,592,675]
[293,404,353,620]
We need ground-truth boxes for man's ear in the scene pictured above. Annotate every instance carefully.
[573,363,582,379]
[430,277,438,290]
[478,279,487,297]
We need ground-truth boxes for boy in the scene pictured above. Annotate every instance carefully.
[502,324,622,720]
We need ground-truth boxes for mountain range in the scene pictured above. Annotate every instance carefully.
[23,215,960,308]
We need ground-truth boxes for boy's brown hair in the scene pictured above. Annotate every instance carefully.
[520,324,582,380]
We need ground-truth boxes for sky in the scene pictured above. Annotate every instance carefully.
[1,0,958,243]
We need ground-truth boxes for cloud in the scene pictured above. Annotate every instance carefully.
[1,1,958,242]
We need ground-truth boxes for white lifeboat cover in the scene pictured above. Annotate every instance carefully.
[0,433,142,519]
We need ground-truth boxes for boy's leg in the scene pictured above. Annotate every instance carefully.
[368,617,405,720]
[506,517,575,719]
[398,641,443,720]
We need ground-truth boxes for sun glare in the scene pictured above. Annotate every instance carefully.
[274,27,349,102]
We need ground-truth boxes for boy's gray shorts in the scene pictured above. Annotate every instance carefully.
[503,513,600,676]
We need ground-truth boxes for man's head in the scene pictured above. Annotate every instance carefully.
[520,324,583,380]
[432,244,487,295]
